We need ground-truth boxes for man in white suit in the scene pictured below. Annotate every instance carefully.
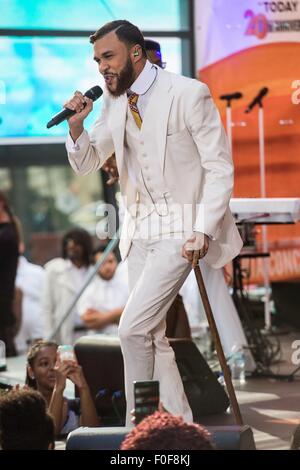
[65,20,243,425]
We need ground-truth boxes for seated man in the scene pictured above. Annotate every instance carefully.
[42,227,94,344]
[78,245,129,335]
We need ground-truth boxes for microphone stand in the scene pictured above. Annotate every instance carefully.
[258,104,271,330]
[223,97,234,155]
[219,92,243,156]
[220,93,243,197]
[246,94,271,330]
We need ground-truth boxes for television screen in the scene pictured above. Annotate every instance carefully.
[0,36,101,139]
[0,0,183,31]
[0,36,181,140]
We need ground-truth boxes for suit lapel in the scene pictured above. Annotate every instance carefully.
[141,69,174,172]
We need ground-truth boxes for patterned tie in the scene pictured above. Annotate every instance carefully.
[128,93,142,129]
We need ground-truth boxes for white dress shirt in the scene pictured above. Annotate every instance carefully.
[77,262,129,336]
[15,256,45,353]
[127,59,157,119]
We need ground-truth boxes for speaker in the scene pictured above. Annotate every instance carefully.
[271,281,300,328]
[74,336,124,425]
[170,339,229,419]
[74,336,229,425]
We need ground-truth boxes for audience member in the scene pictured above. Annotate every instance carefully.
[14,245,45,354]
[78,245,129,335]
[120,410,215,450]
[0,388,55,450]
[26,340,99,437]
[144,38,166,68]
[42,227,94,344]
[0,191,19,356]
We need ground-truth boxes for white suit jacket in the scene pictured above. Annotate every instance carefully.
[67,68,243,268]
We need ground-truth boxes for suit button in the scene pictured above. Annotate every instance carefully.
[144,166,149,170]
[140,141,144,145]
[142,153,147,158]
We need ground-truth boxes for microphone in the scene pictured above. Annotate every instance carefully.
[245,87,269,113]
[46,85,103,128]
[220,92,243,101]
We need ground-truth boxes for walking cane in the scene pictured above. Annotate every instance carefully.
[194,265,243,425]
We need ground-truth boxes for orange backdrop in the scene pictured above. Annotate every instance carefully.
[199,42,300,283]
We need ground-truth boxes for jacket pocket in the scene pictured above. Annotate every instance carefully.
[166,127,191,142]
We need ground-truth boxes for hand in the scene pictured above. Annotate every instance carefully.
[182,232,209,268]
[130,402,168,425]
[103,154,119,185]
[54,357,77,391]
[13,383,29,391]
[64,90,93,127]
[158,401,168,413]
[67,363,88,391]
[82,308,102,329]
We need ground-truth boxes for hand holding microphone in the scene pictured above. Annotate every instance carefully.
[64,91,94,123]
[46,85,103,130]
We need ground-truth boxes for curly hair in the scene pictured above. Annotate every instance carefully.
[120,411,215,450]
[0,389,54,450]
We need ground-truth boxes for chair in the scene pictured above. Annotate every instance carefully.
[66,424,256,450]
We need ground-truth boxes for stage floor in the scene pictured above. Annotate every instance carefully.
[201,329,300,450]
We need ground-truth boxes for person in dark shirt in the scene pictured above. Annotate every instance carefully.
[0,191,19,356]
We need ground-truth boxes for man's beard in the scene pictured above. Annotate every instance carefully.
[106,57,135,97]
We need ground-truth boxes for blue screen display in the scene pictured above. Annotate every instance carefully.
[0,37,101,138]
[0,0,183,31]
[0,36,181,139]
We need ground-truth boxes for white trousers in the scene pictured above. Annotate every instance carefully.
[118,236,193,426]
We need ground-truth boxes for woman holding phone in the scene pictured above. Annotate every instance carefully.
[25,340,99,437]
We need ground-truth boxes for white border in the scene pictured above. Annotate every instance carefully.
[0,136,66,145]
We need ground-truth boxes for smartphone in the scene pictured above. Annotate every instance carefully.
[57,344,75,362]
[134,380,159,424]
